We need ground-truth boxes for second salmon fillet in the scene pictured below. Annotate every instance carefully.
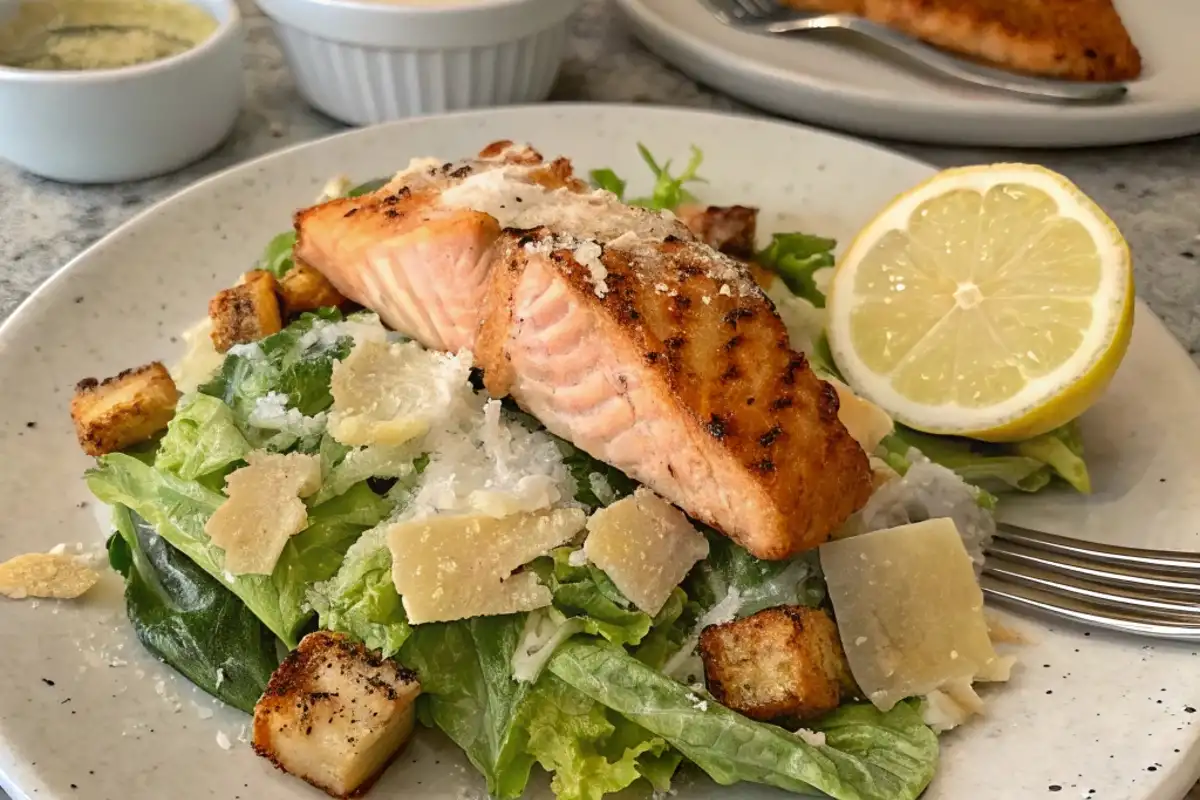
[295,143,872,559]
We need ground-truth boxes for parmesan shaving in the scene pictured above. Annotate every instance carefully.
[584,488,709,615]
[388,508,586,624]
[0,552,100,600]
[820,518,1010,715]
[327,339,474,447]
[205,451,321,576]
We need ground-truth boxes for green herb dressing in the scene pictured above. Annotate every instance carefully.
[0,0,217,71]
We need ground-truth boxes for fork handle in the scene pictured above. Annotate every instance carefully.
[766,15,1128,104]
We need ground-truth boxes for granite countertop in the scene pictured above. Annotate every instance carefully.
[1,0,1199,797]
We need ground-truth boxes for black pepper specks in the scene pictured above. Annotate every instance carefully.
[723,308,753,328]
[41,678,55,687]
[343,207,359,218]
[759,426,782,447]
[707,414,728,440]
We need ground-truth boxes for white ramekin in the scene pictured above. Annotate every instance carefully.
[0,0,244,183]
[255,0,582,126]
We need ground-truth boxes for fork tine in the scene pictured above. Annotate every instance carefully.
[729,0,771,18]
[983,560,1200,617]
[996,522,1200,574]
[987,539,1200,597]
[981,575,1200,642]
[740,0,782,16]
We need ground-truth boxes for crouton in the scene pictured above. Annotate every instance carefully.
[253,631,421,798]
[70,362,179,456]
[209,269,283,352]
[677,204,759,260]
[279,259,348,318]
[699,605,852,722]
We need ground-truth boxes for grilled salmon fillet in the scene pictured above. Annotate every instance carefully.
[780,0,1142,81]
[477,230,871,558]
[295,143,872,558]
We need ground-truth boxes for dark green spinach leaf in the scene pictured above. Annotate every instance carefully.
[107,505,280,714]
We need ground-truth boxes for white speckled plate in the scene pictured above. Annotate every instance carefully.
[619,0,1200,147]
[2,104,1199,800]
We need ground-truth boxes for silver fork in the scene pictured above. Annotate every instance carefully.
[701,0,1129,104]
[982,523,1200,642]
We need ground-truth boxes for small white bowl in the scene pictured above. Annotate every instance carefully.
[256,0,581,126]
[0,0,244,183]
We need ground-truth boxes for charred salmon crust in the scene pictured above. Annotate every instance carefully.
[478,228,872,559]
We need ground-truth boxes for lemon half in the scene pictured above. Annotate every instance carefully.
[826,164,1133,443]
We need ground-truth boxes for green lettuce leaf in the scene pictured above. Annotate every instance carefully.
[401,615,680,800]
[107,505,280,714]
[310,443,420,506]
[400,616,536,799]
[523,674,677,800]
[154,393,251,481]
[558,439,637,509]
[258,231,297,279]
[588,144,705,212]
[587,169,627,200]
[757,232,837,308]
[549,639,938,800]
[686,533,825,617]
[198,309,352,440]
[1014,420,1090,493]
[87,453,387,646]
[349,177,389,197]
[531,549,652,647]
[307,523,411,657]
[881,419,1090,495]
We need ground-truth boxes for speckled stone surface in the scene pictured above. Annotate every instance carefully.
[1,1,1199,797]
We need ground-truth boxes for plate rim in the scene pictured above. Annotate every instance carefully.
[617,0,1200,148]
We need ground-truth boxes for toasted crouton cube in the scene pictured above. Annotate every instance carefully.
[253,631,421,798]
[209,269,283,352]
[279,259,348,318]
[677,204,758,260]
[699,605,852,722]
[71,362,179,456]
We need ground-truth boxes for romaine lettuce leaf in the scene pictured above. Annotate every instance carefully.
[154,393,251,481]
[87,453,388,647]
[533,549,652,647]
[523,674,677,800]
[686,533,825,618]
[400,616,537,799]
[310,443,420,506]
[400,615,680,800]
[107,505,280,713]
[198,309,352,441]
[307,523,411,657]
[1014,421,1090,493]
[881,419,1090,495]
[549,639,938,800]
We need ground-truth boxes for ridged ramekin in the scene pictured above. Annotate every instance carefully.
[255,0,582,126]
